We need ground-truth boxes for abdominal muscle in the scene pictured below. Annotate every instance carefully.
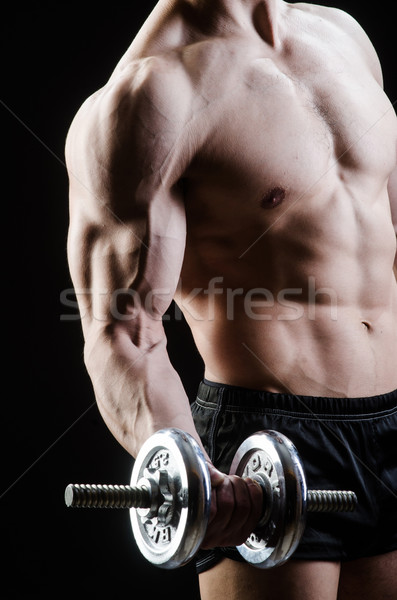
[190,298,397,398]
[177,205,397,399]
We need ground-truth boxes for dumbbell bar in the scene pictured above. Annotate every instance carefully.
[65,429,357,569]
[65,484,356,513]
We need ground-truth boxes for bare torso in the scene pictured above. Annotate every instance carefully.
[66,4,397,592]
[125,1,397,396]
[66,0,397,461]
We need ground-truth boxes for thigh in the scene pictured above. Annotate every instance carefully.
[338,551,397,600]
[199,558,341,600]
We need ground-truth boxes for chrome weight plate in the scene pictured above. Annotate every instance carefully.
[130,428,211,569]
[229,430,307,569]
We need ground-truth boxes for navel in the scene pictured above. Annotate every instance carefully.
[261,187,286,209]
[361,320,371,331]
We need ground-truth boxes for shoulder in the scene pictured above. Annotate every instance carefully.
[67,54,192,145]
[297,1,365,33]
[65,54,195,185]
[297,3,383,86]
[112,54,194,119]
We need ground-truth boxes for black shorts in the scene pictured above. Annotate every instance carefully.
[191,379,397,574]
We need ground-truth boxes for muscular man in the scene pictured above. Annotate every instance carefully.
[65,1,397,598]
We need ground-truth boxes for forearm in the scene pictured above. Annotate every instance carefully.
[84,326,203,458]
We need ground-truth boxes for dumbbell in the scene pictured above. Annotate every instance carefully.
[65,428,357,569]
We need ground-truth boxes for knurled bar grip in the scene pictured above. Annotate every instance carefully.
[307,490,357,512]
[65,483,357,512]
[65,483,151,509]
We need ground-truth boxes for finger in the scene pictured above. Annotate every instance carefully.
[245,478,264,522]
[204,476,264,548]
[206,462,225,488]
[224,476,259,546]
[241,478,264,532]
[209,476,235,528]
[202,477,236,548]
[206,463,226,528]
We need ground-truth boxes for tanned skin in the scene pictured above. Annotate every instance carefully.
[66,1,397,598]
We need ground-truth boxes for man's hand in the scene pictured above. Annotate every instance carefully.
[201,463,264,549]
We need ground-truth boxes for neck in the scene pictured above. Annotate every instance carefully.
[184,0,282,46]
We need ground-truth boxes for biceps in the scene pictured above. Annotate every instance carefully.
[114,230,186,324]
[67,197,186,338]
[65,73,188,333]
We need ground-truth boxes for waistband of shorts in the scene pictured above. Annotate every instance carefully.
[196,379,397,418]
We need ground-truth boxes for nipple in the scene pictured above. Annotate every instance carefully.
[261,187,286,209]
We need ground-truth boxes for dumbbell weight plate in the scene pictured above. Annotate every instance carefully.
[130,428,211,569]
[230,430,307,568]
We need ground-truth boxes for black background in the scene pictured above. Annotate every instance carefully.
[2,2,395,598]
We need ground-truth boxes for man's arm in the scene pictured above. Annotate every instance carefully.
[66,56,264,548]
[65,59,200,458]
